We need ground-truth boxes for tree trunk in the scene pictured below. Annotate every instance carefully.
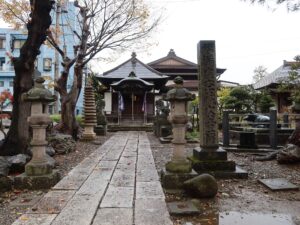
[0,0,53,156]
[57,91,80,140]
[57,66,83,140]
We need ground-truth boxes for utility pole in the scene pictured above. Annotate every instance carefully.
[53,1,61,114]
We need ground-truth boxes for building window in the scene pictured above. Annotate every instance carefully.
[9,81,13,87]
[13,39,26,49]
[0,58,5,71]
[0,38,5,49]
[34,59,38,69]
[0,81,4,87]
[43,58,52,71]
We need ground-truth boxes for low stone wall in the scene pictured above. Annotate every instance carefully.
[229,128,294,146]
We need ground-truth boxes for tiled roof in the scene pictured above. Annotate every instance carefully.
[148,49,197,68]
[101,53,168,80]
[253,61,300,89]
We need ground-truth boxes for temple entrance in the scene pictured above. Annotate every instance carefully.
[122,93,144,122]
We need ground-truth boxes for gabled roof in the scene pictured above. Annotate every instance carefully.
[148,49,197,69]
[101,53,168,80]
[253,60,300,89]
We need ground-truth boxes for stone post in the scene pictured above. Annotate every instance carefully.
[14,78,60,189]
[82,83,97,140]
[191,41,247,179]
[269,109,277,149]
[283,113,289,128]
[222,111,230,147]
[94,97,107,136]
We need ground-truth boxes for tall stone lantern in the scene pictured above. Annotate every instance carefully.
[163,76,195,173]
[15,77,60,189]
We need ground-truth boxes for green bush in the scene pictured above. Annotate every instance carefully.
[50,114,61,123]
[76,115,83,126]
[186,130,199,140]
[50,114,83,127]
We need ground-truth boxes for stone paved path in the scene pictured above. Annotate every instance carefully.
[12,131,173,225]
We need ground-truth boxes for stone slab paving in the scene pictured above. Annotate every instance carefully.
[12,131,173,225]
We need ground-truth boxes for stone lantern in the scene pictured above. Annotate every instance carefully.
[15,77,60,189]
[163,76,195,174]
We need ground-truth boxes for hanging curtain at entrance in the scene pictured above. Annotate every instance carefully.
[118,92,124,112]
[142,92,147,112]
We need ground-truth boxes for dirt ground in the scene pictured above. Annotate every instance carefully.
[148,133,300,225]
[0,134,111,225]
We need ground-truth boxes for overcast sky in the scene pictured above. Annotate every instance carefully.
[95,0,300,85]
[1,0,299,85]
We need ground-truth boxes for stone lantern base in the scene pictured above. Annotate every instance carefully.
[190,147,248,179]
[161,168,197,189]
[81,125,96,141]
[14,170,61,190]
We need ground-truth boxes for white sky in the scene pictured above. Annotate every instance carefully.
[95,0,300,85]
[1,0,299,85]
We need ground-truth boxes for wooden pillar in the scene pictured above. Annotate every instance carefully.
[131,92,134,121]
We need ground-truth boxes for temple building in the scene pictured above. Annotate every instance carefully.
[253,60,299,112]
[98,53,168,124]
[97,50,227,126]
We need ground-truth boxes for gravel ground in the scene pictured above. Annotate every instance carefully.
[148,132,300,225]
[0,133,112,225]
[1,132,299,225]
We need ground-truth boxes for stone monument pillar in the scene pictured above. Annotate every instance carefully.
[191,41,247,178]
[161,76,198,188]
[82,82,97,141]
[14,78,60,189]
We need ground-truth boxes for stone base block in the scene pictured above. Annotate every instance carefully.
[193,147,228,161]
[191,147,248,179]
[25,161,53,176]
[237,145,258,149]
[166,160,192,173]
[189,156,236,171]
[161,168,197,189]
[94,125,107,136]
[81,133,96,141]
[191,166,248,179]
[14,170,61,190]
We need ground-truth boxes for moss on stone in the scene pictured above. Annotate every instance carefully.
[166,161,192,173]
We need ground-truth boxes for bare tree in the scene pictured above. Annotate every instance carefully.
[243,0,300,11]
[253,65,268,83]
[0,0,160,140]
[48,0,160,139]
[0,0,54,156]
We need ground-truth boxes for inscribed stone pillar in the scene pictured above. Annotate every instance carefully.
[198,41,219,151]
[191,41,248,179]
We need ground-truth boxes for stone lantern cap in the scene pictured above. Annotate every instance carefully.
[23,77,57,103]
[163,76,195,102]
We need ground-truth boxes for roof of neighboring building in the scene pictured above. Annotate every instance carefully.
[101,52,168,80]
[253,60,300,89]
[148,49,226,75]
[148,49,197,69]
[167,79,240,90]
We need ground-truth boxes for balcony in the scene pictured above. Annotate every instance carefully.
[0,66,14,71]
